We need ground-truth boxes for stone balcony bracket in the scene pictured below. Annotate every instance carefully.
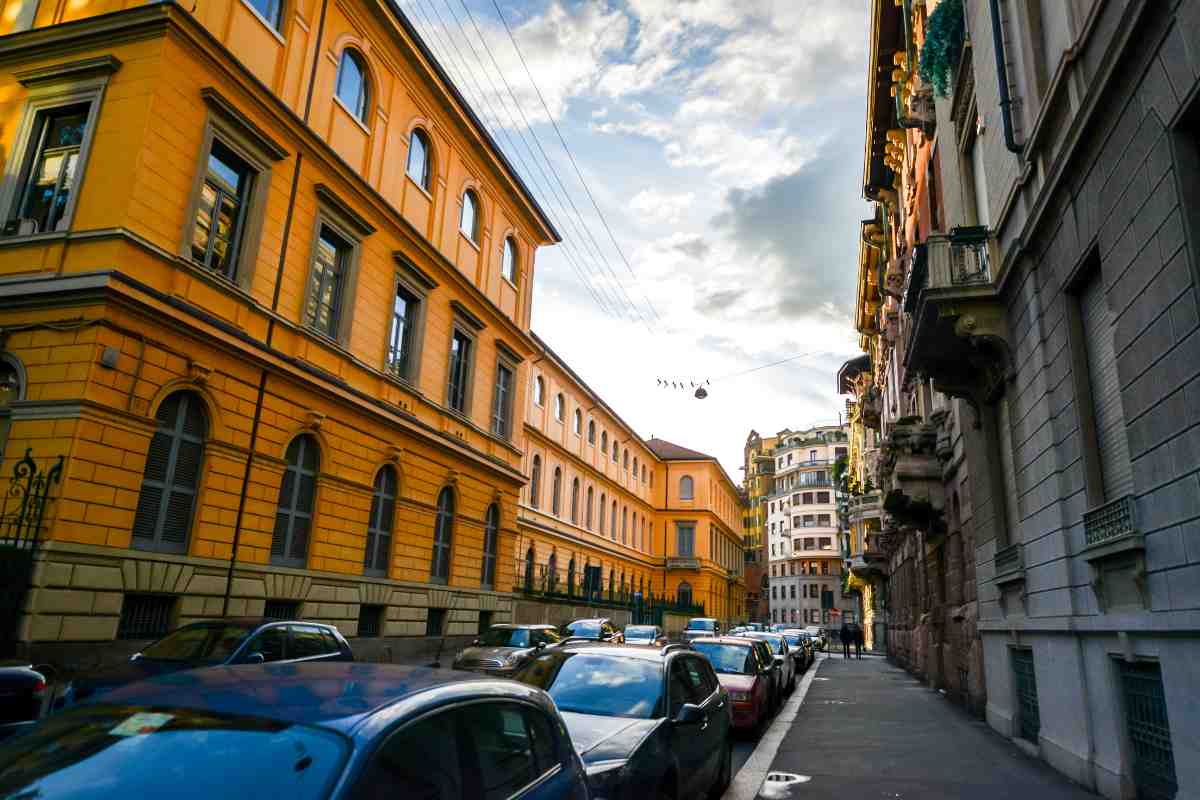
[993,542,1027,616]
[1080,495,1147,612]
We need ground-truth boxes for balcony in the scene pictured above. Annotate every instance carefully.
[903,231,1013,407]
[848,493,883,523]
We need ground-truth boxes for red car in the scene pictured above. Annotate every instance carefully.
[691,637,773,733]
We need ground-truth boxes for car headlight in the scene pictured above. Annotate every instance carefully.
[585,759,629,800]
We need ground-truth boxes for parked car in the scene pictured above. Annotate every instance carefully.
[623,625,668,647]
[56,618,352,708]
[0,662,588,799]
[681,617,720,643]
[745,638,782,713]
[804,626,827,650]
[452,623,560,676]
[514,642,733,800]
[746,622,764,632]
[727,626,747,636]
[742,632,795,695]
[781,629,813,672]
[690,637,774,734]
[560,617,624,643]
[0,662,47,742]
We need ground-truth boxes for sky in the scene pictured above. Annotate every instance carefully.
[401,0,873,478]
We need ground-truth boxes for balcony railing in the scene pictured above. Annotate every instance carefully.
[925,227,995,290]
[666,556,701,570]
[994,543,1024,585]
[1084,495,1138,547]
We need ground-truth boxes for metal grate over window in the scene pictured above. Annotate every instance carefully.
[1011,648,1040,743]
[357,604,383,638]
[117,594,174,640]
[1120,660,1176,800]
[426,607,446,637]
[264,599,299,620]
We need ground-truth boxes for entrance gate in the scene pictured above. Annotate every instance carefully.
[0,450,63,656]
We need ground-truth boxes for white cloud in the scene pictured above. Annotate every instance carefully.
[629,189,695,225]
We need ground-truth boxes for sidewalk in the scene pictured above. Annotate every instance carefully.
[750,655,1097,799]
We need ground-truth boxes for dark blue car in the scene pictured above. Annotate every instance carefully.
[0,662,589,800]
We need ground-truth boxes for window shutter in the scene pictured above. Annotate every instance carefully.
[272,435,318,567]
[1081,275,1133,499]
[131,393,206,553]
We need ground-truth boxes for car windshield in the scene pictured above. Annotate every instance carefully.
[139,624,253,664]
[564,621,602,638]
[686,620,716,631]
[752,635,785,654]
[515,652,662,719]
[692,643,755,675]
[624,627,657,641]
[0,704,348,799]
[478,628,530,648]
[782,633,802,646]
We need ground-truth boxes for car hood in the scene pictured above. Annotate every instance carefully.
[454,646,528,662]
[715,674,757,693]
[559,711,663,762]
[73,659,197,699]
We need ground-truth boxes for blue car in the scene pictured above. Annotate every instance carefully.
[0,662,589,800]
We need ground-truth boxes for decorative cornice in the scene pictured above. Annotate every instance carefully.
[15,54,122,86]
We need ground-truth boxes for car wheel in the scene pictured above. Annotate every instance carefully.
[708,741,732,799]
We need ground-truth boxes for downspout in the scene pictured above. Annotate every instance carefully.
[988,0,1023,153]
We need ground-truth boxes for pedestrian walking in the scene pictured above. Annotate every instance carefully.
[854,624,864,659]
[840,621,852,658]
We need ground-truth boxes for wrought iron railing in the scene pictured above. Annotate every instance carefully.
[1084,495,1138,547]
[511,584,705,617]
[0,449,64,548]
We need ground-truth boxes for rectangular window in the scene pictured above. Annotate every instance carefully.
[117,594,174,640]
[357,604,383,637]
[817,492,830,504]
[818,515,831,527]
[191,139,254,279]
[491,361,514,438]
[264,599,300,620]
[9,103,90,235]
[447,329,473,414]
[387,284,420,379]
[426,607,447,637]
[1078,268,1133,500]
[478,609,494,634]
[305,225,349,338]
[676,523,695,557]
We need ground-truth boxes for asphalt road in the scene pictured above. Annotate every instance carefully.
[732,737,757,776]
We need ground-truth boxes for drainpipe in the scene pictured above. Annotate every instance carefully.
[988,0,1023,153]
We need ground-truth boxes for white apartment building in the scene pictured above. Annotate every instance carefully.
[765,425,856,628]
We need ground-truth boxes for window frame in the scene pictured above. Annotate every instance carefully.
[481,503,499,590]
[529,454,542,510]
[553,393,564,422]
[679,475,695,500]
[385,261,431,385]
[271,434,320,568]
[334,49,371,125]
[490,352,517,440]
[501,235,519,286]
[130,391,208,555]
[459,188,481,244]
[551,466,563,517]
[572,408,582,436]
[363,465,397,577]
[532,375,545,407]
[239,0,285,33]
[587,419,596,444]
[445,321,477,417]
[430,486,455,585]
[405,127,433,192]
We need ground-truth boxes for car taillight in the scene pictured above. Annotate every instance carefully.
[32,679,46,695]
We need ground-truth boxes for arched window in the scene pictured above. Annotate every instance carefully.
[132,391,207,554]
[632,457,638,478]
[567,556,576,596]
[642,465,647,483]
[335,50,369,122]
[430,487,455,584]
[481,503,499,589]
[641,517,646,551]
[620,571,626,599]
[554,393,564,422]
[551,466,562,516]
[631,512,637,545]
[639,576,644,595]
[599,493,607,530]
[533,375,545,406]
[608,569,614,599]
[524,545,535,590]
[0,354,24,455]
[570,477,580,524]
[529,455,541,509]
[271,434,319,567]
[587,420,596,444]
[573,409,582,435]
[679,475,694,500]
[585,486,594,529]
[547,550,558,591]
[677,581,693,608]
[406,128,432,190]
[459,190,480,243]
[363,465,397,576]
[623,451,629,470]
[610,500,617,540]
[245,0,283,30]
[501,236,518,284]
[600,431,608,453]
[612,444,619,463]
[621,507,627,544]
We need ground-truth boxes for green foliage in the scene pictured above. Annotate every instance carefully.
[918,0,965,98]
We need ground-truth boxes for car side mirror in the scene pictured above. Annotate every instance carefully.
[673,703,705,726]
[245,652,265,665]
[535,641,546,650]
[472,639,481,646]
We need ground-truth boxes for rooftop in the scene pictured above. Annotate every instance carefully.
[645,438,714,461]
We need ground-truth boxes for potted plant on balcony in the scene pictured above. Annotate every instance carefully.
[918,0,965,98]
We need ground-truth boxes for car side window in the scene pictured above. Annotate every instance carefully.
[290,624,330,659]
[351,709,464,800]
[682,658,713,703]
[523,706,561,774]
[458,702,539,799]
[692,657,720,699]
[668,659,692,718]
[320,629,341,654]
[241,626,286,662]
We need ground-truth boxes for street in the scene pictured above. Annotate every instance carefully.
[728,655,1099,800]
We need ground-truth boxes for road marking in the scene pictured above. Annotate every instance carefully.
[723,655,825,800]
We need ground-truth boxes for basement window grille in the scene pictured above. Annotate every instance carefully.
[357,605,383,638]
[1011,648,1040,743]
[1120,660,1177,800]
[426,607,447,637]
[478,610,494,634]
[264,600,300,621]
[117,594,174,640]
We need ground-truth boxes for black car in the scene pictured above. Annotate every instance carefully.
[780,629,813,672]
[560,617,623,643]
[0,662,47,742]
[514,643,732,800]
[453,624,561,676]
[0,662,588,799]
[59,618,352,707]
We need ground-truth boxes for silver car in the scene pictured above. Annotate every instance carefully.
[742,631,795,694]
[452,624,560,676]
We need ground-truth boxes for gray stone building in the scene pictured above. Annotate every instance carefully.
[848,1,1200,798]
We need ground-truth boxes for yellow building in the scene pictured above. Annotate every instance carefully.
[0,0,740,664]
[740,430,775,621]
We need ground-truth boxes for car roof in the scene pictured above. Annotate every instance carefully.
[566,618,609,624]
[491,623,556,630]
[687,617,717,623]
[89,662,507,734]
[556,643,672,661]
[175,617,333,630]
[690,637,755,646]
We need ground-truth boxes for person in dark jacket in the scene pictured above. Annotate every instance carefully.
[854,624,864,659]
[840,621,852,658]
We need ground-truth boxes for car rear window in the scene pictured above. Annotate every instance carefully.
[139,624,251,664]
[0,705,348,799]
[515,653,662,719]
[686,620,715,631]
[692,643,755,675]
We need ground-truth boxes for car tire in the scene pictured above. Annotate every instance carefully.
[708,741,732,799]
